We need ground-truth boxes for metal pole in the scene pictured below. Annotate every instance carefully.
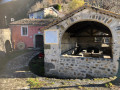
[5,16,7,27]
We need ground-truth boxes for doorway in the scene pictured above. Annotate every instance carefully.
[35,35,44,49]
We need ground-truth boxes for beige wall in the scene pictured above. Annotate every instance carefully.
[44,8,58,17]
[0,28,11,55]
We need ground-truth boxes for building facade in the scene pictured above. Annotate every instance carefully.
[10,19,53,50]
[28,7,59,19]
[0,28,11,57]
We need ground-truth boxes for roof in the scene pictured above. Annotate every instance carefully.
[10,18,55,26]
[40,5,120,31]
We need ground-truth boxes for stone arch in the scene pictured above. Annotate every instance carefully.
[60,19,119,61]
[60,19,115,42]
[43,6,120,78]
[58,20,119,78]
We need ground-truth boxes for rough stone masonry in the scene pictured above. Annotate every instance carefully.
[43,5,120,78]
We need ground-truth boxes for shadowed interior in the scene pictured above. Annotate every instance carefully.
[61,21,112,59]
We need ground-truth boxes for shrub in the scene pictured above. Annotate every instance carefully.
[53,4,61,11]
[68,0,85,11]
[105,82,114,88]
[27,78,48,88]
[44,14,57,19]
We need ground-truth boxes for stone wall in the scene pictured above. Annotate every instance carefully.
[44,7,120,78]
[58,56,118,78]
[0,28,11,57]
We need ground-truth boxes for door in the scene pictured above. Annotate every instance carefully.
[35,35,44,49]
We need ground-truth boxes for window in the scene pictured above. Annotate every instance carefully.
[30,13,33,17]
[21,26,28,36]
[30,13,33,18]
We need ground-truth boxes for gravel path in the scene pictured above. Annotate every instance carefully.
[0,51,39,90]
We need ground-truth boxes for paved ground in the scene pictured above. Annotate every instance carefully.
[0,51,39,90]
[0,50,120,90]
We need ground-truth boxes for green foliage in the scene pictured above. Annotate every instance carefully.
[61,82,67,85]
[68,0,85,11]
[27,78,48,88]
[76,83,81,85]
[51,82,55,85]
[53,4,62,11]
[105,82,114,88]
[93,78,108,81]
[44,14,57,19]
[78,86,83,89]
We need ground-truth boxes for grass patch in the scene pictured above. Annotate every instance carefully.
[27,78,56,88]
[27,78,49,88]
[78,86,83,89]
[105,82,114,88]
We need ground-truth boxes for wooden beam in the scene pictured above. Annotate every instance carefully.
[93,30,99,34]
[70,35,112,37]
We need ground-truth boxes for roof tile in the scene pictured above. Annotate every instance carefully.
[10,18,54,26]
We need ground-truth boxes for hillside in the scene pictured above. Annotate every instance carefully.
[85,0,120,13]
[0,0,119,28]
[0,0,37,28]
[0,0,71,28]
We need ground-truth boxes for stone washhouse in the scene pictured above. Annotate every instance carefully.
[42,5,120,78]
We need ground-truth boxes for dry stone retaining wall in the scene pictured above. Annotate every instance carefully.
[58,57,118,78]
